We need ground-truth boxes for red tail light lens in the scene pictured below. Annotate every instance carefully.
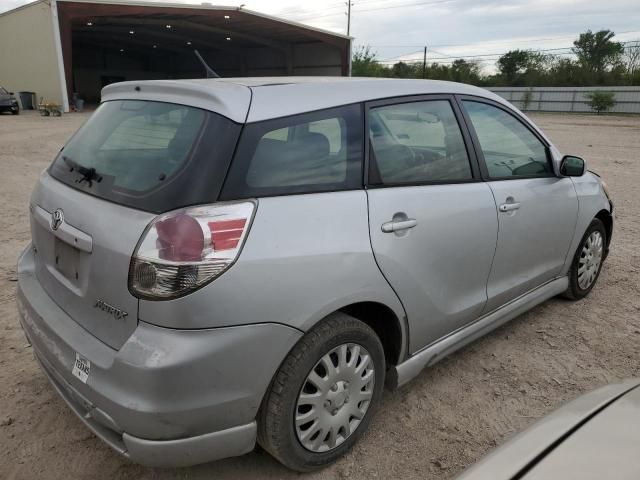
[129,202,255,300]
[209,219,247,251]
[156,214,205,262]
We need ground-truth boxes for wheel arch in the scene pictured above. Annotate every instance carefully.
[338,301,406,367]
[595,208,613,252]
[258,298,408,416]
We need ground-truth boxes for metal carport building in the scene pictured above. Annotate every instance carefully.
[0,0,351,112]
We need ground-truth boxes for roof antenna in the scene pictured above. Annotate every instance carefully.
[194,49,220,78]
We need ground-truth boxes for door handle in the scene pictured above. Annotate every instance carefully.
[381,219,417,233]
[499,202,521,212]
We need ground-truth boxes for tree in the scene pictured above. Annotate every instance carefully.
[497,50,530,83]
[450,59,481,84]
[624,41,640,84]
[547,58,583,86]
[351,46,387,77]
[390,61,417,78]
[572,30,624,78]
[496,50,548,85]
[586,91,616,114]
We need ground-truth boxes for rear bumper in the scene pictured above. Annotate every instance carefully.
[16,244,302,467]
[34,346,257,467]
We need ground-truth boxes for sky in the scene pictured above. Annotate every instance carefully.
[2,0,640,73]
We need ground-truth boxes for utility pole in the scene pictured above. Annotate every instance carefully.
[422,45,427,78]
[346,1,352,36]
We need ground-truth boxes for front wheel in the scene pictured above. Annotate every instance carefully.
[258,313,385,472]
[564,218,606,300]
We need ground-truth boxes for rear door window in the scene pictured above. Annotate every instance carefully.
[368,100,473,184]
[49,100,241,213]
[220,104,363,199]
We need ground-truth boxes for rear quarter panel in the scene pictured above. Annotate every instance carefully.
[138,191,407,357]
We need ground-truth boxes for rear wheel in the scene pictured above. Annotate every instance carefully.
[564,218,606,300]
[258,313,385,472]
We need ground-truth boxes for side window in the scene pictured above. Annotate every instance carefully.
[309,118,343,154]
[462,101,551,178]
[368,100,472,184]
[221,105,362,199]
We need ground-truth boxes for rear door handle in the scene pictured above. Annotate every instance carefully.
[499,202,521,212]
[381,219,417,233]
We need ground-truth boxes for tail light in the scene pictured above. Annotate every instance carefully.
[129,202,255,300]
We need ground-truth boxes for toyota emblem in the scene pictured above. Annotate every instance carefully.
[51,209,64,231]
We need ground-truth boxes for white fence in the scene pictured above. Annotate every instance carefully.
[487,86,640,114]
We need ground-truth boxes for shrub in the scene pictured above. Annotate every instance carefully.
[586,91,616,114]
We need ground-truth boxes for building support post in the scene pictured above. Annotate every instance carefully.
[50,0,70,112]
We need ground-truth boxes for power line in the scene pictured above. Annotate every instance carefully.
[362,30,640,49]
[291,0,454,21]
[375,40,640,65]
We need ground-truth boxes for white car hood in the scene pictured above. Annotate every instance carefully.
[458,380,640,480]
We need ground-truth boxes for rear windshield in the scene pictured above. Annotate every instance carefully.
[49,100,241,213]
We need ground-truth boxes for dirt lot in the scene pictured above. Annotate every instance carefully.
[1,110,639,480]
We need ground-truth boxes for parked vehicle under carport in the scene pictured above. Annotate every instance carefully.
[0,86,19,115]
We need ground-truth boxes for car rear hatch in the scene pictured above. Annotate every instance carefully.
[29,92,246,350]
[30,175,155,349]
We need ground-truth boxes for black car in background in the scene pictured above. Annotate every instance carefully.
[0,86,19,114]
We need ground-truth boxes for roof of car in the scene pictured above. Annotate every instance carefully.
[101,76,510,123]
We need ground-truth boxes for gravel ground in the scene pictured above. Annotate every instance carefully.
[0,110,639,480]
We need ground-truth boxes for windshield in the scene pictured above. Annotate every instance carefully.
[0,86,8,95]
[49,100,242,213]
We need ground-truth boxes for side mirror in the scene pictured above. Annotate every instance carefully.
[560,155,586,177]
[9,92,14,95]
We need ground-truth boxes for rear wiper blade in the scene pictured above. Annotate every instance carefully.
[62,156,102,187]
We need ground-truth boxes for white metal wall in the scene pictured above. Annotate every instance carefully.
[0,2,65,108]
[488,86,640,114]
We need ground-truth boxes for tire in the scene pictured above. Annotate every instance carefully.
[11,106,19,115]
[258,312,385,472]
[563,218,606,300]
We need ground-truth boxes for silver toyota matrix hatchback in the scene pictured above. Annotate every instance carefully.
[16,77,613,471]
